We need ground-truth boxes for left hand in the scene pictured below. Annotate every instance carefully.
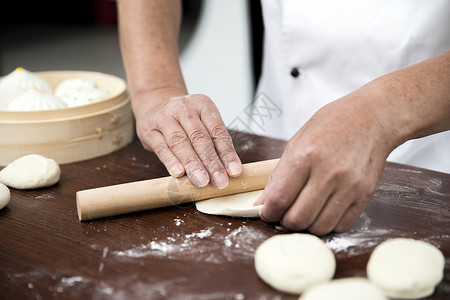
[255,86,395,235]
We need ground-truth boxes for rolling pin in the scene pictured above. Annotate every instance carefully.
[76,158,279,221]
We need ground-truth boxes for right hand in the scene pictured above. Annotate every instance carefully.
[132,88,242,189]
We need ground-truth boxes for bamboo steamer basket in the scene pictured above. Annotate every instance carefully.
[0,71,134,166]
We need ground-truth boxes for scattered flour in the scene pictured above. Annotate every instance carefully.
[325,228,391,257]
[112,224,272,264]
[324,213,393,257]
[60,276,84,287]
[113,227,215,260]
[174,218,184,226]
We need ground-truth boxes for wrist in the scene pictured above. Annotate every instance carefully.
[130,85,188,116]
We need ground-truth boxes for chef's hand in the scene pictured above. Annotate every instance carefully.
[255,87,393,235]
[132,88,242,189]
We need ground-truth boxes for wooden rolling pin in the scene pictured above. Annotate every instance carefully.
[76,158,279,221]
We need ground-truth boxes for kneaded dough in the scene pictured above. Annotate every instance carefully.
[299,277,388,300]
[0,154,61,189]
[195,189,263,217]
[254,233,335,295]
[0,183,10,210]
[299,278,387,300]
[367,238,445,299]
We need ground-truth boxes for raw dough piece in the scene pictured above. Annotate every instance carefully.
[0,154,61,189]
[0,183,10,210]
[367,238,445,299]
[195,190,263,217]
[299,278,387,300]
[254,233,335,295]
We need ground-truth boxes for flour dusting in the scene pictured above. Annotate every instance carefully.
[325,228,390,257]
[60,276,84,287]
[112,227,215,260]
[324,213,392,257]
[174,218,184,226]
[112,224,271,264]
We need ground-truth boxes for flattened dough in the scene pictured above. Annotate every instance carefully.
[254,233,336,295]
[0,183,10,210]
[195,189,263,217]
[0,154,61,189]
[367,238,445,299]
[300,278,387,300]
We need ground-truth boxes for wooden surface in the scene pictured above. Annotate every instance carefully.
[0,132,449,300]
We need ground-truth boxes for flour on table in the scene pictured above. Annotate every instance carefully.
[112,227,215,260]
[0,154,60,189]
[111,224,271,264]
[195,190,263,217]
[325,228,391,257]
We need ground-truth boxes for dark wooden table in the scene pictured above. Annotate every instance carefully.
[1,133,449,300]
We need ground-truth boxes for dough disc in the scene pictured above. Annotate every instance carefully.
[195,189,263,217]
[0,154,61,189]
[0,183,10,210]
[299,278,387,300]
[254,233,336,295]
[367,238,445,299]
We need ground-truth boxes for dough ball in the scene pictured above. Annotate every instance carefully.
[0,154,61,189]
[367,238,445,299]
[195,190,263,217]
[299,278,387,300]
[0,183,10,210]
[254,233,335,295]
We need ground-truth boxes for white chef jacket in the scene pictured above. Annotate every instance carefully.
[250,0,450,173]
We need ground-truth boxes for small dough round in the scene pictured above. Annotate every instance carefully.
[254,233,335,295]
[0,183,10,210]
[300,278,387,300]
[367,238,445,299]
[195,190,263,217]
[0,154,61,189]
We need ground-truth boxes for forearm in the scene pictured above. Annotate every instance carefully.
[117,0,186,106]
[369,50,450,152]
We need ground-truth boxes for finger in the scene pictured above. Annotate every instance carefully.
[145,129,185,177]
[195,96,242,177]
[158,119,210,188]
[334,201,369,233]
[257,156,310,223]
[279,174,335,232]
[306,191,353,236]
[176,105,229,189]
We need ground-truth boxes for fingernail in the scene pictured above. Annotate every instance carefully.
[227,161,242,176]
[191,169,209,187]
[169,164,183,177]
[212,171,228,189]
